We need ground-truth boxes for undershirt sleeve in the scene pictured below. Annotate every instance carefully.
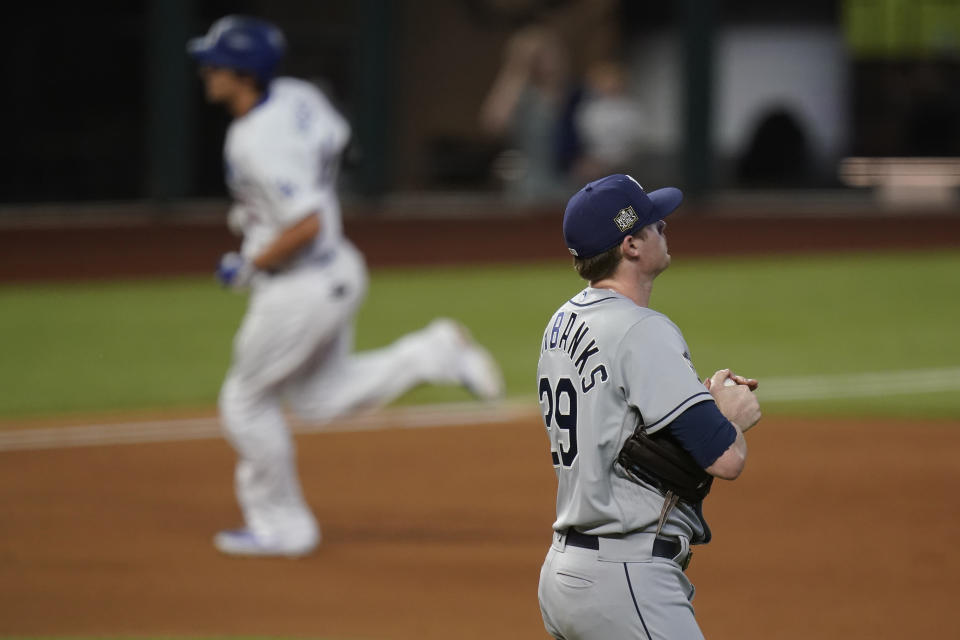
[667,400,738,469]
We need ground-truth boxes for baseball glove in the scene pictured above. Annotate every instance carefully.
[617,427,713,503]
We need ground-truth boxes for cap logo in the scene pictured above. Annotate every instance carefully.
[613,206,639,232]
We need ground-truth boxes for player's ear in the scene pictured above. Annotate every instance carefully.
[621,232,642,257]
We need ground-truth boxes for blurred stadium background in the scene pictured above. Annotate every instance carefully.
[4,0,960,204]
[2,1,960,639]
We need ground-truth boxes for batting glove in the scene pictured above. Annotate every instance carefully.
[216,252,256,290]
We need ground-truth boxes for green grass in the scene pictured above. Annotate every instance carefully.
[1,249,958,420]
[655,250,960,418]
[0,279,245,417]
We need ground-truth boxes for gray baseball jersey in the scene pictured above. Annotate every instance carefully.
[537,286,713,542]
[537,286,714,639]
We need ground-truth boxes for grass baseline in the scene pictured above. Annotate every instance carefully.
[1,249,958,420]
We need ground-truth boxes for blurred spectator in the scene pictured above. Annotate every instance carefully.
[571,60,646,181]
[480,24,580,201]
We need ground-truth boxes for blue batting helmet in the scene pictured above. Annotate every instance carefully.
[187,15,286,85]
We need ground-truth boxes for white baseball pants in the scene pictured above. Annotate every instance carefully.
[218,243,466,550]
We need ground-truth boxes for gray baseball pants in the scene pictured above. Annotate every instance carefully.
[538,531,703,640]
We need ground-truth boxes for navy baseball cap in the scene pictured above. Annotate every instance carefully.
[562,174,683,258]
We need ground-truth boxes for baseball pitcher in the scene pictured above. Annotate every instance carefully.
[188,16,504,557]
[536,174,762,638]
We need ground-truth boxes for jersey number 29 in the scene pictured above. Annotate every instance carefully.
[539,377,578,468]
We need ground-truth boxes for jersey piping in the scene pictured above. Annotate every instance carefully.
[644,391,713,429]
[568,296,619,307]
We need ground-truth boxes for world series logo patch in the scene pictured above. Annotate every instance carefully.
[613,206,639,232]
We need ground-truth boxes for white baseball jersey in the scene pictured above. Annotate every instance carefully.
[537,286,714,543]
[223,77,350,266]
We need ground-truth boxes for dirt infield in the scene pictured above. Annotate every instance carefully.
[1,414,958,639]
